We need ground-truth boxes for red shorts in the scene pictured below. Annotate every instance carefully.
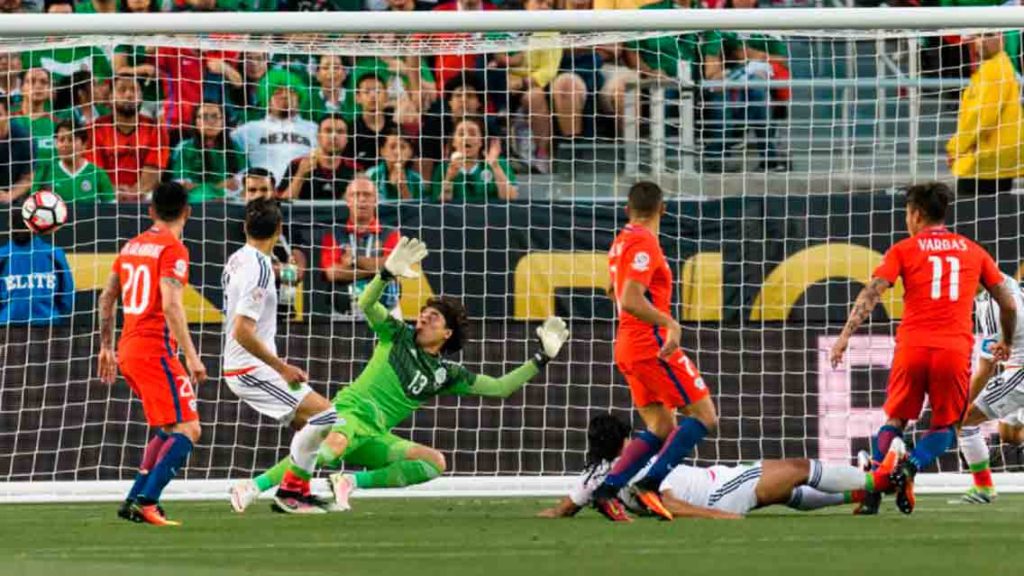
[119,344,198,427]
[617,349,710,408]
[885,346,970,428]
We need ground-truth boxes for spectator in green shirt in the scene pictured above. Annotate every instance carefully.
[32,119,115,202]
[169,102,246,203]
[13,68,56,165]
[432,117,517,203]
[309,54,355,124]
[366,128,426,201]
[74,0,117,12]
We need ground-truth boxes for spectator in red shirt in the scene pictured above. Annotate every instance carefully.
[321,176,401,318]
[88,75,169,202]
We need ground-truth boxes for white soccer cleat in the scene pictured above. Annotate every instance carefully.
[230,479,260,513]
[328,473,355,512]
[889,437,907,459]
[856,450,872,472]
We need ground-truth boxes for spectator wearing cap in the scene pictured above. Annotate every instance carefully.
[87,75,169,202]
[232,83,318,184]
[0,95,35,204]
[279,114,358,201]
[948,32,1024,195]
[366,128,426,200]
[320,176,401,318]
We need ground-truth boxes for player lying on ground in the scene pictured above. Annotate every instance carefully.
[97,182,208,527]
[957,273,1024,504]
[231,236,570,511]
[224,199,338,514]
[539,414,902,521]
[594,181,718,522]
[830,182,1017,515]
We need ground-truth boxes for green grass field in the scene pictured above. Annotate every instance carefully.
[1,495,1021,576]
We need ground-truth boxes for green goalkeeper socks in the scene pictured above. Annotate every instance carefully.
[254,457,292,492]
[353,459,442,489]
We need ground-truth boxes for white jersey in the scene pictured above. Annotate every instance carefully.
[975,273,1024,367]
[569,459,761,516]
[231,114,318,183]
[222,244,278,371]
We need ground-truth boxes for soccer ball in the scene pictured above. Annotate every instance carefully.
[21,191,68,234]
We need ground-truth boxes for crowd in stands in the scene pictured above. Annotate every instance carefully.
[0,0,816,210]
[0,0,1015,208]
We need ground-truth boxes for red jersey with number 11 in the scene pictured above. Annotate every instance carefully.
[609,223,673,363]
[113,226,190,350]
[873,225,1001,354]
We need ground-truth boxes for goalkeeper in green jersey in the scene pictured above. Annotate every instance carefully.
[230,236,570,512]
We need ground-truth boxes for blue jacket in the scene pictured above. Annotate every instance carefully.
[0,235,75,325]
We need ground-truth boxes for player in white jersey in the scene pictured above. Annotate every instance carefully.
[222,198,338,515]
[539,414,902,521]
[231,85,318,183]
[957,273,1024,504]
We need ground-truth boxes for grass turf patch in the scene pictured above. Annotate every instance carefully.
[1,495,1020,576]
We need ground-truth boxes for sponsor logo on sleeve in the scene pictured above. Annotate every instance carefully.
[174,259,188,279]
[631,251,650,272]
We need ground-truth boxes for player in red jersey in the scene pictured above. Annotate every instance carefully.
[97,182,207,527]
[830,182,1017,515]
[592,181,719,522]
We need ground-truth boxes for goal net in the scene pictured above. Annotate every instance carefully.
[3,9,1024,502]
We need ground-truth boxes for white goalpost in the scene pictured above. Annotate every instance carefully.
[3,8,1024,504]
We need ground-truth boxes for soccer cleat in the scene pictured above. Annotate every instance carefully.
[229,479,260,513]
[328,473,355,512]
[853,491,881,515]
[134,503,181,526]
[272,490,328,515]
[856,450,872,472]
[630,486,673,522]
[891,460,918,515]
[593,496,633,523]
[959,486,998,505]
[117,500,142,523]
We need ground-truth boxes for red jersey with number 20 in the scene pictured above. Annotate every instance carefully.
[873,225,1001,354]
[609,223,673,363]
[113,226,190,350]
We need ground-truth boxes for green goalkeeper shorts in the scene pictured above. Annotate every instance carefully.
[330,391,416,470]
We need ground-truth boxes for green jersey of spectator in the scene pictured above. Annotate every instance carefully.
[308,87,357,125]
[430,158,516,203]
[21,47,112,85]
[74,0,119,12]
[366,162,426,201]
[32,158,115,203]
[12,114,55,165]
[169,136,246,203]
[721,31,788,61]
[630,1,722,78]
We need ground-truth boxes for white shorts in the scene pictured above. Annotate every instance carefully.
[975,368,1024,424]
[660,462,763,517]
[704,463,763,516]
[1002,408,1024,427]
[224,364,312,424]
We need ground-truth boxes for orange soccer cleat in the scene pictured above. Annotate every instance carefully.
[631,487,674,522]
[133,503,181,527]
